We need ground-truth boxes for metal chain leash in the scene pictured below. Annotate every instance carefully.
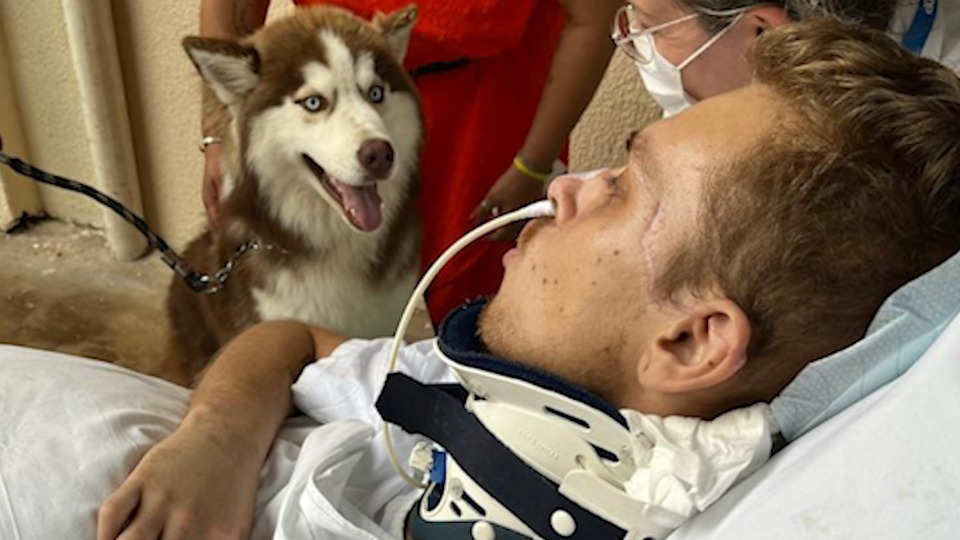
[0,145,273,294]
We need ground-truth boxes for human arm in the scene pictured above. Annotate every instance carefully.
[475,0,621,241]
[198,0,271,228]
[96,320,347,540]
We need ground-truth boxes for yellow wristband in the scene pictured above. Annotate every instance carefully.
[513,154,551,182]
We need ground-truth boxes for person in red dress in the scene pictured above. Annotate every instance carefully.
[198,0,622,325]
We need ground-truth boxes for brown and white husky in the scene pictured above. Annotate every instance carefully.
[158,5,422,385]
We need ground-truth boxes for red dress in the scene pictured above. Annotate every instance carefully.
[294,0,565,325]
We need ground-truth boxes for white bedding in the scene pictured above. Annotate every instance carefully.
[0,347,314,540]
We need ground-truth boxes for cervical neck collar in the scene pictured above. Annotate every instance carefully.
[376,300,774,540]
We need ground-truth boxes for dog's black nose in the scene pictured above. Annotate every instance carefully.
[358,139,394,180]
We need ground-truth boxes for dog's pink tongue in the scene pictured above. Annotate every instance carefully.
[340,184,382,231]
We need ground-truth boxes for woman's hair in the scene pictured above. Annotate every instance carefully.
[677,0,899,32]
[656,20,960,405]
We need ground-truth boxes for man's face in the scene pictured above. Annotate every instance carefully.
[627,0,763,102]
[480,85,782,407]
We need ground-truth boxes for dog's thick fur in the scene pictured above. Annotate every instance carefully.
[158,6,423,385]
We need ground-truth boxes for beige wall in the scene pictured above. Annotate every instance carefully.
[0,1,656,251]
[1,0,102,227]
[570,50,662,173]
[0,16,42,229]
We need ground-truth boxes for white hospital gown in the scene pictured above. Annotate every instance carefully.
[267,338,453,539]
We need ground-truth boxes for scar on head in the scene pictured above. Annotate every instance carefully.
[642,200,665,298]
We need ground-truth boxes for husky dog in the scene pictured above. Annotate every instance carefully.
[159,6,422,385]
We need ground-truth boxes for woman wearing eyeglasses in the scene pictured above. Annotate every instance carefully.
[612,0,958,117]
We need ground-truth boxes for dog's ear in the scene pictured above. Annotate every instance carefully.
[183,37,260,106]
[372,4,417,64]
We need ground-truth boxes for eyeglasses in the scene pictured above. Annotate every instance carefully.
[611,4,749,65]
[611,4,699,65]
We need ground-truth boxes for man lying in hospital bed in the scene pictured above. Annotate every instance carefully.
[3,20,960,540]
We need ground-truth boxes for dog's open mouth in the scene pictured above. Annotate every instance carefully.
[302,154,382,232]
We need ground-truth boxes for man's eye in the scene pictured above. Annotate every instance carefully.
[297,95,328,113]
[367,85,386,103]
[605,173,626,198]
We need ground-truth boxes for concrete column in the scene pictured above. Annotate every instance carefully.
[62,0,147,260]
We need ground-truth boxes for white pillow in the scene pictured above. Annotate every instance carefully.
[0,345,310,540]
[0,346,189,539]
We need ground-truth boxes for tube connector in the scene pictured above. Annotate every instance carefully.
[515,199,555,219]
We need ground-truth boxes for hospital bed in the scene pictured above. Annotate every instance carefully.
[1,312,959,538]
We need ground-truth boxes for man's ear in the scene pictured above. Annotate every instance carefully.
[638,299,751,394]
[372,4,418,64]
[744,5,792,38]
[182,37,260,107]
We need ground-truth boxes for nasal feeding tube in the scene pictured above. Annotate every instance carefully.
[383,199,556,488]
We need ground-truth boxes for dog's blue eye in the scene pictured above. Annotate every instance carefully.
[367,85,385,104]
[298,95,328,113]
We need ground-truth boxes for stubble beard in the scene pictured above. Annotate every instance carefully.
[477,297,630,404]
[476,295,516,359]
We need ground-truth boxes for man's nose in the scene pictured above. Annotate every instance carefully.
[546,174,586,223]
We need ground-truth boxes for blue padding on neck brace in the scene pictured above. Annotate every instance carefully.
[772,248,960,441]
[437,299,627,428]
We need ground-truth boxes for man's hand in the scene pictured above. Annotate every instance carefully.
[471,165,546,242]
[94,321,346,540]
[97,412,261,540]
[203,143,225,230]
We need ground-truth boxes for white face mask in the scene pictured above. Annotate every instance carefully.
[628,11,746,117]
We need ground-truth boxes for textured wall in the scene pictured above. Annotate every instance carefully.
[0,1,657,248]
[0,0,101,227]
[570,50,662,172]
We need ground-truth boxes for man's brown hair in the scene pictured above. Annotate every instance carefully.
[658,20,960,406]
